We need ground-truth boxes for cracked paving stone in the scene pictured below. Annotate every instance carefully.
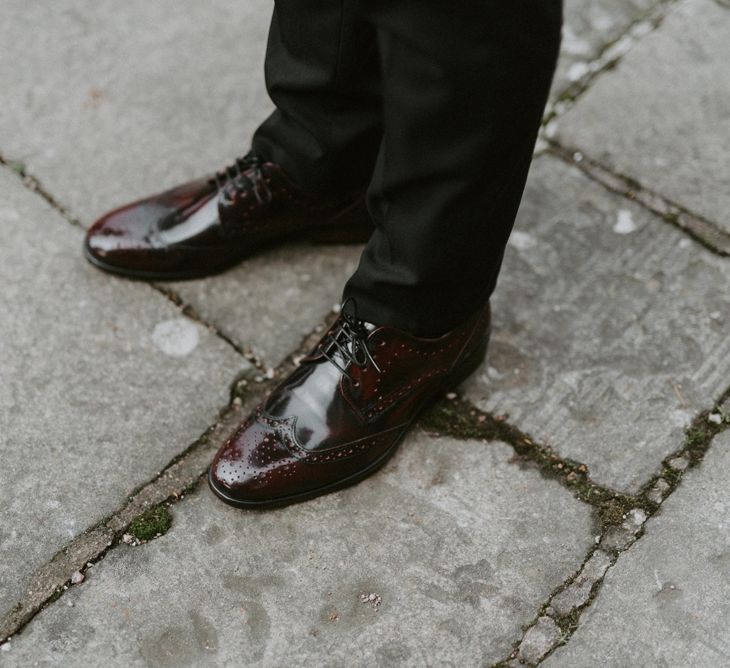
[0,0,364,369]
[553,0,730,232]
[544,431,730,667]
[162,244,362,368]
[463,156,730,494]
[0,168,245,617]
[0,434,594,667]
[551,550,612,616]
[646,478,671,505]
[552,0,660,99]
[0,0,272,222]
[519,616,562,664]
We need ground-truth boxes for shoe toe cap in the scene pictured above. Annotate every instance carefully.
[209,417,301,506]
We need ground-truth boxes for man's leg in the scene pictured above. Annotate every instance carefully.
[344,0,563,335]
[252,0,383,195]
[208,1,563,509]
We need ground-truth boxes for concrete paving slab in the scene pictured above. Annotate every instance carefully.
[163,243,362,367]
[554,0,659,97]
[0,434,593,666]
[544,430,730,667]
[463,156,730,493]
[0,168,245,617]
[554,0,730,231]
[0,0,272,224]
[0,0,362,368]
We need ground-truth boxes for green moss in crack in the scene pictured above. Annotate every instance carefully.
[661,465,683,487]
[597,496,643,530]
[129,505,172,542]
[419,400,487,440]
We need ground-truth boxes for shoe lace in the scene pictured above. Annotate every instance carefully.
[318,298,381,380]
[209,152,273,207]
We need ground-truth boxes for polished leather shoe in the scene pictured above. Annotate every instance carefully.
[208,300,491,509]
[84,153,373,279]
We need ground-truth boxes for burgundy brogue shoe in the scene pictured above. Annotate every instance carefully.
[84,153,373,279]
[208,300,491,509]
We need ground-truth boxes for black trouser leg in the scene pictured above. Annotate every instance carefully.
[342,0,562,335]
[251,0,382,195]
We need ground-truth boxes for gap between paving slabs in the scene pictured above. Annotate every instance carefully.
[541,0,681,128]
[0,152,333,642]
[535,0,730,258]
[0,154,269,375]
[1,1,719,651]
[417,385,730,667]
[547,142,730,257]
[0,311,341,645]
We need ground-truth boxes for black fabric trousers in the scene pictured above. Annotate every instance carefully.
[252,0,562,335]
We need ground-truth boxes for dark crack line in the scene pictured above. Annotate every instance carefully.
[0,156,267,371]
[419,398,636,522]
[487,385,730,667]
[535,0,730,258]
[542,0,681,127]
[0,315,331,644]
[547,142,730,257]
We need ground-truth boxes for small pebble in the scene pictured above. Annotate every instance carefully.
[360,592,382,610]
[668,456,689,471]
[265,368,275,380]
[446,392,458,400]
[647,478,671,505]
[70,571,84,585]
[122,533,134,545]
[67,600,74,608]
[708,413,723,425]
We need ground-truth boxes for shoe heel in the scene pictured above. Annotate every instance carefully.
[444,336,489,392]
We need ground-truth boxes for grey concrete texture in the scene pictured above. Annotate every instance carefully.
[553,0,660,96]
[544,430,730,667]
[551,549,612,616]
[0,0,272,223]
[554,0,730,231]
[0,167,245,617]
[163,242,362,368]
[0,435,594,666]
[519,616,562,664]
[0,0,364,370]
[463,156,730,493]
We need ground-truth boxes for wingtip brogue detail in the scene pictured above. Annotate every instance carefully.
[84,153,373,280]
[208,301,491,509]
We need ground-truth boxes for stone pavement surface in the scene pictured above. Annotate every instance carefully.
[0,436,594,667]
[555,0,730,232]
[544,430,730,667]
[1,0,729,666]
[0,168,244,616]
